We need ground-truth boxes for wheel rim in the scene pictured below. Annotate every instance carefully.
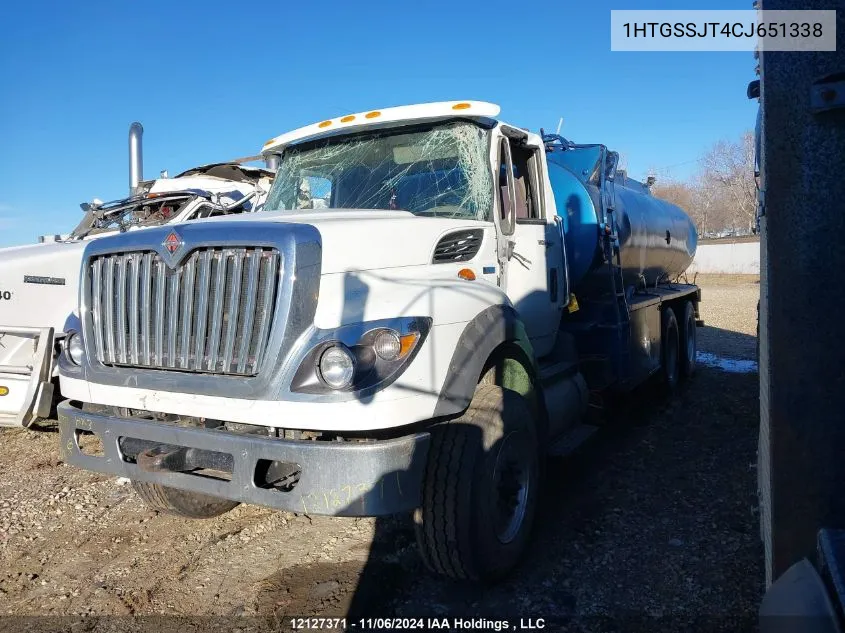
[686,316,696,366]
[492,431,532,544]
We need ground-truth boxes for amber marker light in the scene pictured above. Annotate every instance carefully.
[399,333,420,359]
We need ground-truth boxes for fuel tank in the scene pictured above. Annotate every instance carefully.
[546,147,697,294]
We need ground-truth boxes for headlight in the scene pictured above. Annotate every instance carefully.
[66,332,85,365]
[290,317,430,396]
[318,345,356,390]
[373,329,401,361]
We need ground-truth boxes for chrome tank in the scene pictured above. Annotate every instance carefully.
[547,149,697,293]
[613,183,697,287]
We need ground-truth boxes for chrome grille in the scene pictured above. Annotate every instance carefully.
[89,248,280,375]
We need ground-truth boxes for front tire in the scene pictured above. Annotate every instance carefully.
[132,481,239,519]
[414,385,539,582]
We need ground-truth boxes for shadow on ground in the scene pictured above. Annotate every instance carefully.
[253,327,762,632]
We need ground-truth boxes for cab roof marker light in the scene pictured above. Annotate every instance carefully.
[452,102,472,110]
[318,120,332,128]
[365,111,381,119]
[340,115,356,123]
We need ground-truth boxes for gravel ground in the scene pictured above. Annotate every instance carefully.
[0,276,762,632]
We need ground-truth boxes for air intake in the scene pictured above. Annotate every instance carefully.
[432,230,483,263]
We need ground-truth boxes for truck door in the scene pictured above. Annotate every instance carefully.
[497,134,564,359]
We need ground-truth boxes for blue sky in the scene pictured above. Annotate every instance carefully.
[0,0,757,247]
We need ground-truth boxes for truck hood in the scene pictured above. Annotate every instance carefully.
[187,210,493,274]
[0,241,86,330]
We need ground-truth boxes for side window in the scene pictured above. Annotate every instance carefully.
[498,139,515,235]
[297,175,332,209]
[510,146,542,222]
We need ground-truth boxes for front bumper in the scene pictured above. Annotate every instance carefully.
[57,400,430,517]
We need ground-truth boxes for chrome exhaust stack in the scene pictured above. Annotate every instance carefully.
[128,122,144,196]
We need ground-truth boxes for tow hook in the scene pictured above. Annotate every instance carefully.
[136,445,192,473]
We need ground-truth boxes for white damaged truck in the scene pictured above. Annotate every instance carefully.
[57,101,700,580]
[0,123,273,427]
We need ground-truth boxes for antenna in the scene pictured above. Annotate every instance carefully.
[555,117,564,135]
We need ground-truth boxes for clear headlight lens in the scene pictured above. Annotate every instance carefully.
[67,332,85,365]
[318,345,356,390]
[290,317,430,396]
[373,329,401,361]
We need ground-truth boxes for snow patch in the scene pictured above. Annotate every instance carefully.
[696,352,758,374]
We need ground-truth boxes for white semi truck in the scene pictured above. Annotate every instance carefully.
[0,123,273,427]
[57,101,701,581]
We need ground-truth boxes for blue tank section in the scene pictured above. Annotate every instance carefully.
[547,146,698,293]
[546,158,602,287]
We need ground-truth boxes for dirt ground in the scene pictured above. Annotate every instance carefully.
[0,276,762,632]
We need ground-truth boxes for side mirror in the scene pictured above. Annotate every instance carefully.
[605,151,620,181]
[604,152,619,181]
[747,79,760,100]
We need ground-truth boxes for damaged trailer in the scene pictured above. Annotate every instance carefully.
[0,123,275,428]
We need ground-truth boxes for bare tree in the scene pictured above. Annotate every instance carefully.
[700,132,756,233]
[624,130,756,237]
[652,180,695,211]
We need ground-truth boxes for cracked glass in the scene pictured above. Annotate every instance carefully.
[264,122,493,221]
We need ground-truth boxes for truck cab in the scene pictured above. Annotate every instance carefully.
[57,101,700,581]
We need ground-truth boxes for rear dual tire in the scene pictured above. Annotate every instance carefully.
[679,300,697,379]
[662,300,697,391]
[661,307,681,391]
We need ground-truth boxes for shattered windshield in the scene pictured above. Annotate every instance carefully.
[264,122,493,220]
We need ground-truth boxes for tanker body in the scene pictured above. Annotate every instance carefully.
[545,141,698,295]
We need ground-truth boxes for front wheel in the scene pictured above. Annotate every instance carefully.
[132,481,239,519]
[414,385,540,582]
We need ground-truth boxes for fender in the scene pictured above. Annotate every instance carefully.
[432,304,537,418]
